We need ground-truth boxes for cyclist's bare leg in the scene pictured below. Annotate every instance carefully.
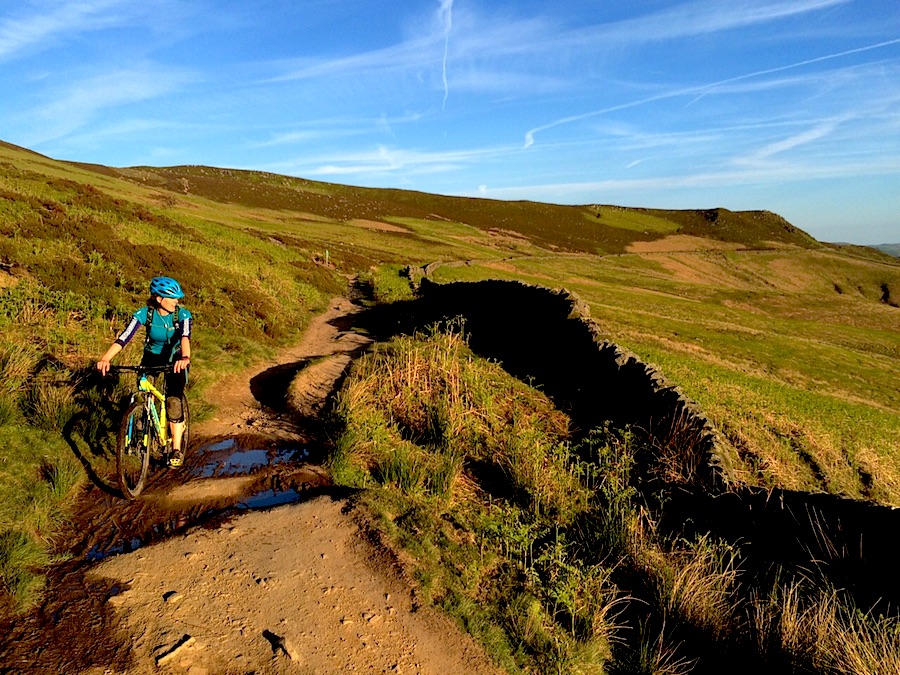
[170,421,185,451]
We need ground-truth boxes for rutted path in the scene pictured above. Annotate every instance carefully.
[0,296,501,675]
[86,496,499,675]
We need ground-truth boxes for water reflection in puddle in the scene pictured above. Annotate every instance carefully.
[238,488,302,510]
[194,439,310,478]
[86,537,142,562]
[85,438,322,562]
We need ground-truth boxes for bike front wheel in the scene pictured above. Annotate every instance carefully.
[116,399,152,499]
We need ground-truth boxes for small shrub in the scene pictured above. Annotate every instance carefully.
[367,264,415,303]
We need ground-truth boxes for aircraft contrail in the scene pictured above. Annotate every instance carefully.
[523,37,900,148]
[440,0,453,110]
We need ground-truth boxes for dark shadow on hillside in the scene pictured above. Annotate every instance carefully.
[660,486,900,613]
[351,278,900,614]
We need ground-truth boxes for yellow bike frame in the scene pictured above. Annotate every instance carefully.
[138,373,169,446]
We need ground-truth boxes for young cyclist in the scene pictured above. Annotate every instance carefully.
[97,276,193,467]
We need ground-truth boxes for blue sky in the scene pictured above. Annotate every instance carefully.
[1,1,898,244]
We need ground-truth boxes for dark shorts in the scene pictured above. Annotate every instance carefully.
[140,352,188,423]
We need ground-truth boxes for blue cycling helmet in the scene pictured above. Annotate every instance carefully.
[149,276,185,299]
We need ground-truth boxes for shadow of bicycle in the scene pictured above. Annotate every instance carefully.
[62,412,121,497]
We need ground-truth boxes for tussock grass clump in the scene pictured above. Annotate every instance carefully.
[751,581,900,674]
[652,535,741,641]
[0,343,36,425]
[0,530,48,609]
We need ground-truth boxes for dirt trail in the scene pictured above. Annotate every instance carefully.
[84,496,498,675]
[1,296,501,675]
[194,295,371,441]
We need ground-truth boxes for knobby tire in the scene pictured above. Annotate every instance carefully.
[116,399,152,499]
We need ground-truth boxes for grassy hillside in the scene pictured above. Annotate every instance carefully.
[875,243,900,258]
[1,139,899,609]
[328,330,900,674]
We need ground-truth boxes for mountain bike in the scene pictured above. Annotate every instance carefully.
[110,365,190,499]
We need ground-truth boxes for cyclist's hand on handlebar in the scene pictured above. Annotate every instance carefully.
[174,357,190,374]
[97,359,111,376]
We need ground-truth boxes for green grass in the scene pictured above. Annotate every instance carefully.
[428,249,900,504]
[0,425,84,609]
[329,329,900,674]
[329,330,617,671]
[2,137,900,621]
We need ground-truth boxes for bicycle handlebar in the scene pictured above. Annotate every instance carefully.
[108,364,175,373]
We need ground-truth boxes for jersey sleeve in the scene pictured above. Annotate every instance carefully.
[114,307,149,348]
[178,307,193,339]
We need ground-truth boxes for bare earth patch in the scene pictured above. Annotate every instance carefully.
[84,496,500,675]
[347,218,411,233]
[626,234,745,254]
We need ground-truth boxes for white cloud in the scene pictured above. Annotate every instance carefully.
[474,156,900,202]
[439,0,453,109]
[22,65,195,146]
[252,113,424,148]
[596,0,851,43]
[743,120,842,163]
[0,0,128,61]
[523,40,900,148]
[263,144,515,178]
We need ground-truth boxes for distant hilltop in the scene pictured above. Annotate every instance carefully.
[0,138,826,255]
[875,244,900,258]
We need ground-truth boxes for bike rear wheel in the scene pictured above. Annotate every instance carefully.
[116,399,152,499]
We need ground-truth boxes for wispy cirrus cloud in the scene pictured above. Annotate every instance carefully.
[0,0,129,61]
[591,0,851,43]
[475,155,900,202]
[439,0,453,109]
[523,38,900,148]
[740,119,843,164]
[266,33,441,83]
[267,2,851,88]
[22,65,195,146]
[253,113,423,148]
[263,143,515,178]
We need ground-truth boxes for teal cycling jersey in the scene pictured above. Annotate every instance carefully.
[115,306,193,358]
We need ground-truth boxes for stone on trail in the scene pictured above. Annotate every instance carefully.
[155,634,195,666]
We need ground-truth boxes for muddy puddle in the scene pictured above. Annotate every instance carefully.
[75,434,334,564]
[191,437,310,479]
